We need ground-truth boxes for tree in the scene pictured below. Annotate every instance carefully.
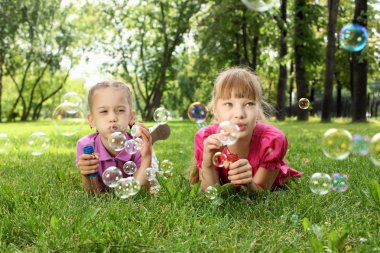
[351,0,368,122]
[276,0,288,121]
[101,0,204,120]
[321,0,339,122]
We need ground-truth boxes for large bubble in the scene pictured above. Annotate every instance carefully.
[0,133,11,153]
[241,0,279,12]
[153,107,171,124]
[125,138,143,154]
[108,132,127,151]
[321,128,353,160]
[52,103,85,136]
[217,121,240,146]
[309,172,332,195]
[187,102,209,123]
[61,92,83,111]
[339,23,368,52]
[370,133,380,166]
[102,166,123,188]
[26,132,50,156]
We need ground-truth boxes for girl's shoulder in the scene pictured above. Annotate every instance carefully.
[194,123,219,140]
[77,132,99,146]
[254,122,286,143]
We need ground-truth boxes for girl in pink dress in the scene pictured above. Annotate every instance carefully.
[191,67,303,192]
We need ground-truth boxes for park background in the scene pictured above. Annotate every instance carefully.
[1,0,380,252]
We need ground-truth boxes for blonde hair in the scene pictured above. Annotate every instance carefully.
[87,80,133,113]
[209,67,272,121]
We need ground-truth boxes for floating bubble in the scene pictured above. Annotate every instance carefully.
[153,107,171,124]
[321,128,353,160]
[26,132,50,156]
[241,0,279,12]
[123,161,137,176]
[108,132,127,151]
[145,167,157,181]
[125,139,140,154]
[102,166,123,188]
[205,185,218,200]
[212,152,227,167]
[331,173,348,192]
[149,178,161,195]
[114,178,132,199]
[339,23,368,52]
[369,133,380,166]
[130,125,141,137]
[352,134,369,156]
[216,121,240,146]
[187,102,209,123]
[0,133,11,153]
[52,103,85,136]
[125,177,140,196]
[298,98,310,110]
[309,172,332,195]
[290,214,299,223]
[61,92,83,109]
[160,159,174,173]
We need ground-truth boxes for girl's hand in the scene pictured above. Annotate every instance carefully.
[202,134,224,169]
[227,159,252,186]
[78,153,99,176]
[135,123,152,159]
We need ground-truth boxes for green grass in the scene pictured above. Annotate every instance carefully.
[0,119,380,252]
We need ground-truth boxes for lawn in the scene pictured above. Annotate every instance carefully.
[0,119,379,252]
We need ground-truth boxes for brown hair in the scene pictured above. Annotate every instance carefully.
[87,80,133,112]
[209,67,272,121]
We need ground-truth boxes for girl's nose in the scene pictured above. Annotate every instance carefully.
[234,106,245,119]
[108,112,117,122]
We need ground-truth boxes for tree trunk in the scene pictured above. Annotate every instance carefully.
[351,0,368,122]
[294,0,308,121]
[336,76,342,117]
[321,0,339,122]
[288,61,294,117]
[251,37,259,71]
[276,0,287,121]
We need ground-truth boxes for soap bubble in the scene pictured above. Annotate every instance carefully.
[352,134,370,156]
[160,159,174,174]
[125,138,143,154]
[149,178,161,195]
[321,128,353,160]
[61,92,83,110]
[298,98,310,109]
[52,103,85,136]
[241,0,279,12]
[205,185,218,200]
[309,172,332,195]
[331,173,348,192]
[290,214,299,223]
[102,166,122,188]
[124,177,140,196]
[123,161,137,176]
[339,23,368,52]
[153,107,171,124]
[216,121,240,146]
[369,133,380,166]
[114,178,132,199]
[26,132,50,156]
[108,132,127,151]
[212,152,227,167]
[0,133,11,153]
[187,102,209,123]
[145,167,157,181]
[130,125,141,137]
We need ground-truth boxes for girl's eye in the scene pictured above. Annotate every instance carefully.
[224,102,233,107]
[118,109,125,112]
[245,102,255,107]
[100,111,107,114]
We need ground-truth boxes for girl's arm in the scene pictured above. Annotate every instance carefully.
[248,167,280,191]
[200,134,223,191]
[133,123,152,187]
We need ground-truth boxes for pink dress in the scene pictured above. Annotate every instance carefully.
[194,122,303,188]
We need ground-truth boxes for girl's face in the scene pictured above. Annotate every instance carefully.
[213,96,258,140]
[87,87,135,146]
